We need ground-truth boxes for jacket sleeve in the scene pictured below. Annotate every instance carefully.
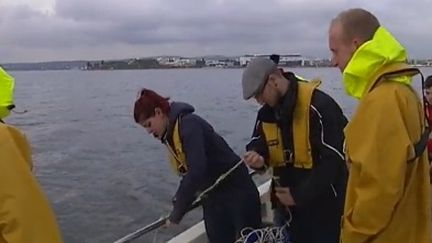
[290,95,348,206]
[169,115,208,223]
[245,116,270,171]
[342,94,413,243]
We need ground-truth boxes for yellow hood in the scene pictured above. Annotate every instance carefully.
[342,26,410,99]
[0,67,15,119]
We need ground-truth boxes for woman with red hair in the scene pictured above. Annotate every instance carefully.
[134,88,261,243]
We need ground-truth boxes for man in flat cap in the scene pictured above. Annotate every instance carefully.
[242,57,348,243]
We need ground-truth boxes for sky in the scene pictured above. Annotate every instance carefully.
[0,0,431,62]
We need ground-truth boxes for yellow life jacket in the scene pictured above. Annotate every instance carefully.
[262,79,321,169]
[165,118,188,175]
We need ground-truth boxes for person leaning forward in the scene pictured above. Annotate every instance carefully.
[133,88,261,243]
[241,57,348,243]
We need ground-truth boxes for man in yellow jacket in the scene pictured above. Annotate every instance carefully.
[328,8,432,243]
[0,68,63,243]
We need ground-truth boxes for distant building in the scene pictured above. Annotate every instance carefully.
[239,55,268,66]
[205,58,238,67]
[157,57,196,67]
[179,58,196,66]
[279,54,305,66]
[157,57,180,66]
[239,54,309,67]
[205,59,219,67]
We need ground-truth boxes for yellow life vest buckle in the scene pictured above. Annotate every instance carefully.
[284,149,293,163]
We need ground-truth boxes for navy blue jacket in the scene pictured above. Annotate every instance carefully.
[165,102,251,223]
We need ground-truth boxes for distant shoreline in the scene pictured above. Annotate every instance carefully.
[2,55,430,71]
[6,66,432,72]
[4,66,342,72]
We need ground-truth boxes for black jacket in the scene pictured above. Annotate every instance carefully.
[246,72,348,240]
[165,102,254,223]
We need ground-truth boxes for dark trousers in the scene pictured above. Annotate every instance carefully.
[286,206,341,243]
[273,206,291,243]
[202,186,261,243]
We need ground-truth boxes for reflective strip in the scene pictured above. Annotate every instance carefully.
[311,105,345,161]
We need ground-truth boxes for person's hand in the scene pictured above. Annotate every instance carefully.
[243,151,265,169]
[164,219,171,228]
[164,219,178,228]
[275,187,296,207]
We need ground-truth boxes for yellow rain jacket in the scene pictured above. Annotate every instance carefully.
[0,123,63,243]
[341,27,432,243]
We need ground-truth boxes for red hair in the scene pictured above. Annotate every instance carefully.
[134,88,171,123]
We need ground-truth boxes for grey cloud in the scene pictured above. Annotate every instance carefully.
[1,0,431,62]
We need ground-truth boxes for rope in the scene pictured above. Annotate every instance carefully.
[151,228,159,243]
[113,159,246,242]
[113,216,167,243]
[235,224,289,243]
[193,159,244,204]
[235,208,292,243]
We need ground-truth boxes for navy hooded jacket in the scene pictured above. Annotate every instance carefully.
[165,102,251,223]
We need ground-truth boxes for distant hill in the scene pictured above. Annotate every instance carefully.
[0,56,235,71]
[0,53,366,71]
[0,61,87,71]
[0,61,89,71]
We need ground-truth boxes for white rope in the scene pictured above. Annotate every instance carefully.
[151,228,159,243]
[235,208,292,243]
[235,224,289,243]
[193,159,244,204]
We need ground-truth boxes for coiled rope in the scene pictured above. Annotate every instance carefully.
[235,208,292,243]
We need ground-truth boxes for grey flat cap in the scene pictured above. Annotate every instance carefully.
[242,57,277,100]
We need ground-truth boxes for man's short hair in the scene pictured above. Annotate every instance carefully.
[332,8,380,43]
